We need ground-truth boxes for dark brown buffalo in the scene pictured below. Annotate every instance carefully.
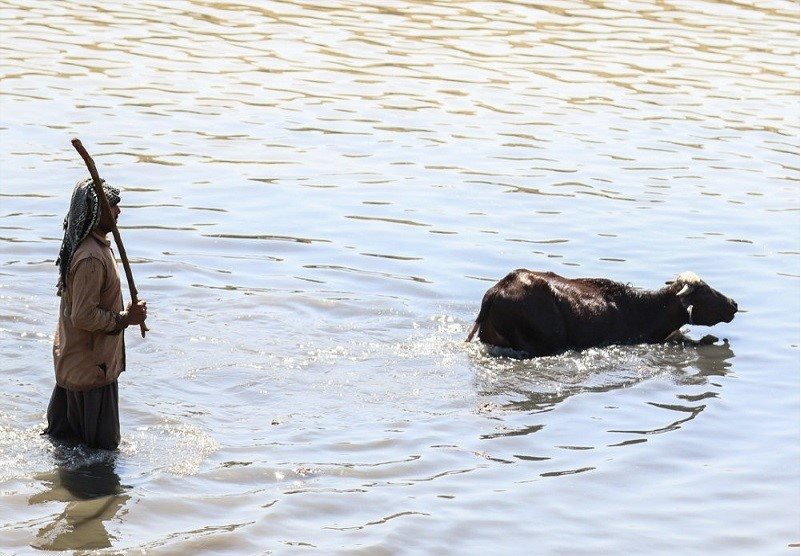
[466,270,737,357]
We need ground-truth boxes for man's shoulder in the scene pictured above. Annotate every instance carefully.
[73,234,111,265]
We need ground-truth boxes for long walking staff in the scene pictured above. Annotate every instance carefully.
[71,138,149,338]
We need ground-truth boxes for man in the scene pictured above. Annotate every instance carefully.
[45,177,147,450]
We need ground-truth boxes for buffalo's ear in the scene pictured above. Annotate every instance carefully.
[665,280,674,285]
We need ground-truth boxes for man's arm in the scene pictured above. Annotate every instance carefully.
[69,257,124,333]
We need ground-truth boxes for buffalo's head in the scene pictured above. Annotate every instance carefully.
[668,272,738,326]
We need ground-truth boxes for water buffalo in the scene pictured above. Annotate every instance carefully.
[466,270,737,357]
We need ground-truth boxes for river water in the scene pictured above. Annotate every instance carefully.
[0,1,798,553]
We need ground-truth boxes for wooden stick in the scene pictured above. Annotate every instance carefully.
[71,138,148,338]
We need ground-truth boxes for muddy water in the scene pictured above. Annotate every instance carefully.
[0,1,798,553]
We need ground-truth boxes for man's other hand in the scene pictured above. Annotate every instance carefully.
[125,300,147,326]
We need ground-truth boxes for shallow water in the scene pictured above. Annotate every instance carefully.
[0,0,798,553]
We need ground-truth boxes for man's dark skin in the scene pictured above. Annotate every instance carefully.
[99,203,147,326]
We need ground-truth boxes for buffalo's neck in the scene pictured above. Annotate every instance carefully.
[619,287,688,342]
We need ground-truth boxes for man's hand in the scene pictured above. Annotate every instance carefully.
[125,300,148,326]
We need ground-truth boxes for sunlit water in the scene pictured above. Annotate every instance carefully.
[1,1,798,553]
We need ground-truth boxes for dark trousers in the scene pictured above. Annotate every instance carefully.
[44,380,120,450]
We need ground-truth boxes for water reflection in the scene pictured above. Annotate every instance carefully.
[685,341,736,379]
[28,443,129,551]
[609,401,706,436]
[471,341,735,437]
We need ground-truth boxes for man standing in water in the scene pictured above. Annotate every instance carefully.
[45,177,148,450]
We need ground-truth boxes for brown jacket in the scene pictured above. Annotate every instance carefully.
[53,231,125,391]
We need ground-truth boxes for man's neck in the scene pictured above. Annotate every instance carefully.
[90,228,111,244]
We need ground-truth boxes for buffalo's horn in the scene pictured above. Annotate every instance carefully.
[677,284,693,297]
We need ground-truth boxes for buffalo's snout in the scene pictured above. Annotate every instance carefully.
[724,297,738,322]
[713,294,738,324]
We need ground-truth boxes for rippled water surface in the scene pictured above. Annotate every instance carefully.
[1,1,798,553]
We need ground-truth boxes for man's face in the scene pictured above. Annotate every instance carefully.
[98,204,121,233]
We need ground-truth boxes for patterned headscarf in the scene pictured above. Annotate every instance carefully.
[56,177,120,295]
